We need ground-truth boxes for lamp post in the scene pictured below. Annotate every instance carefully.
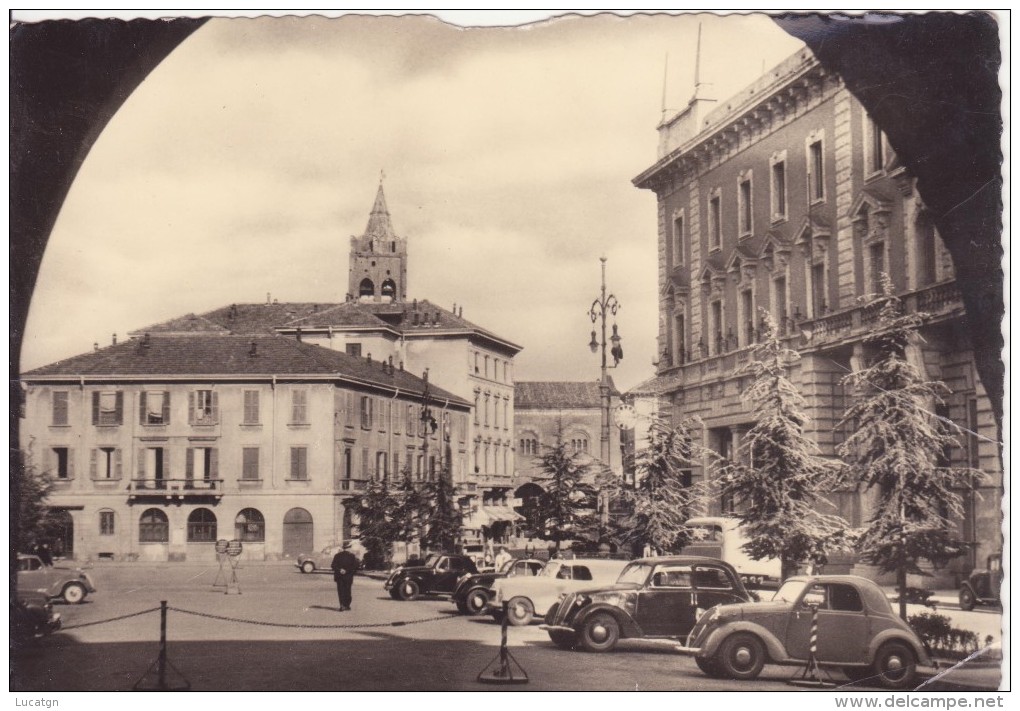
[419,370,438,481]
[587,257,623,472]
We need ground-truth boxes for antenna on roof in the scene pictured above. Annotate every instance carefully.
[694,22,703,93]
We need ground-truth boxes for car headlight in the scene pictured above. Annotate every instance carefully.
[574,595,591,608]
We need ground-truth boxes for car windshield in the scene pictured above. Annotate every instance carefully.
[617,562,653,586]
[539,561,563,578]
[499,560,517,574]
[422,554,440,567]
[773,580,809,603]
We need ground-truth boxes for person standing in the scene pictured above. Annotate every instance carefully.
[494,546,512,570]
[331,542,359,612]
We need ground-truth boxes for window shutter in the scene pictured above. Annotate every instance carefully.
[162,392,171,424]
[164,448,170,477]
[139,391,147,423]
[92,391,99,425]
[114,391,124,423]
[290,448,298,479]
[211,391,219,422]
[188,392,196,424]
[138,448,146,478]
[43,447,53,474]
[67,449,75,478]
[210,448,219,479]
[114,449,123,479]
[185,448,194,480]
[90,449,98,478]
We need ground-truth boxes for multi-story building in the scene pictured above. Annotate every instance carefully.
[511,380,623,535]
[20,335,469,561]
[632,47,1002,583]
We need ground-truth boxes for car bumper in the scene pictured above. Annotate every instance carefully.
[673,644,701,655]
[45,614,62,634]
[538,624,574,633]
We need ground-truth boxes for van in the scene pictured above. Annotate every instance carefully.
[681,516,781,589]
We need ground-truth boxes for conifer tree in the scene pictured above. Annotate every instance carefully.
[719,310,848,580]
[15,453,58,553]
[354,478,400,569]
[532,441,599,554]
[838,276,977,619]
[615,416,705,554]
[418,466,463,553]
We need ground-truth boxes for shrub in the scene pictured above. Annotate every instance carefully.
[908,611,980,658]
[895,586,938,608]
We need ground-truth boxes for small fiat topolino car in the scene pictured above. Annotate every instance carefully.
[540,556,752,652]
[452,558,545,615]
[384,553,479,600]
[680,575,932,689]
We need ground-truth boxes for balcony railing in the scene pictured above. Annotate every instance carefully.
[339,478,370,493]
[130,478,223,491]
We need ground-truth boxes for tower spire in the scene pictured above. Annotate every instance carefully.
[364,179,395,239]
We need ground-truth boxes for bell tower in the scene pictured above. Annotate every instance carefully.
[348,178,408,303]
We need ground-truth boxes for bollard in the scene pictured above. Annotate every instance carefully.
[788,603,835,688]
[477,600,529,684]
[133,600,191,691]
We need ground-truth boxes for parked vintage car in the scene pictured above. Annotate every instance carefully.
[452,558,545,615]
[958,553,1002,611]
[17,554,96,604]
[680,575,932,689]
[681,517,782,590]
[541,556,752,652]
[12,588,62,649]
[295,541,366,574]
[384,553,479,600]
[489,558,629,626]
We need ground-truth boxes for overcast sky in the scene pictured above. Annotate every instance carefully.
[20,12,805,392]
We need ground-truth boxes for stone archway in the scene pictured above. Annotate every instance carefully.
[514,482,545,536]
[282,507,313,558]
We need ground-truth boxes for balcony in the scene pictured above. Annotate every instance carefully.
[128,478,224,502]
[339,478,370,493]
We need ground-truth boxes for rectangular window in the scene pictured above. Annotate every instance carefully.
[361,447,370,478]
[91,447,121,480]
[868,116,885,173]
[738,178,752,235]
[242,447,260,480]
[290,447,308,480]
[92,391,124,426]
[473,392,480,425]
[710,301,723,355]
[484,394,491,427]
[243,390,260,424]
[360,396,373,429]
[291,389,308,424]
[773,277,788,331]
[140,390,170,425]
[474,352,479,374]
[673,214,685,266]
[52,391,69,426]
[52,447,71,479]
[674,313,686,364]
[709,195,722,250]
[967,398,980,469]
[190,390,218,425]
[740,290,754,346]
[484,355,490,379]
[811,262,827,315]
[771,160,787,219]
[494,397,500,429]
[141,447,167,484]
[376,451,388,480]
[100,510,115,536]
[407,404,417,435]
[869,242,885,294]
[809,140,824,201]
[345,343,362,357]
[186,447,218,483]
[503,400,509,431]
[392,452,400,478]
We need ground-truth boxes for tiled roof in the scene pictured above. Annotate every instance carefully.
[131,303,340,336]
[22,335,468,406]
[127,313,230,335]
[515,380,620,410]
[626,372,685,397]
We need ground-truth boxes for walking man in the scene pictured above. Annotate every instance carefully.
[331,541,359,612]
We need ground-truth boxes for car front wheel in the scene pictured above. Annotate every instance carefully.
[872,641,916,690]
[62,582,87,605]
[301,561,315,574]
[959,587,976,611]
[579,612,621,653]
[396,579,420,601]
[465,588,489,615]
[696,656,726,678]
[843,666,873,683]
[549,630,576,650]
[716,632,765,680]
[506,597,535,626]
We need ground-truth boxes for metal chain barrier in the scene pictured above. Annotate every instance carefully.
[167,606,451,630]
[62,606,162,630]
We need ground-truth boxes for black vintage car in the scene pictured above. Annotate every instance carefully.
[540,556,752,652]
[12,588,62,650]
[452,558,545,615]
[959,553,1002,611]
[384,553,479,601]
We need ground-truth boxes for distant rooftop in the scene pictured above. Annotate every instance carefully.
[515,380,620,410]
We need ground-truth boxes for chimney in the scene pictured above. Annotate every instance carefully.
[93,342,99,352]
[229,304,238,319]
[142,333,151,349]
[412,312,419,326]
[432,312,439,326]
[412,298,418,311]
[367,353,372,363]
[453,302,457,314]
[267,292,271,304]
[458,306,463,318]
[399,361,404,371]
[112,333,117,346]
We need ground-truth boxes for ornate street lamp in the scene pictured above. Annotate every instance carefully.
[588,256,622,472]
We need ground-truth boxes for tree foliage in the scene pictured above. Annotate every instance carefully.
[614,416,705,554]
[353,478,400,569]
[720,310,849,579]
[417,467,463,553]
[15,454,60,552]
[837,276,978,618]
[531,441,600,552]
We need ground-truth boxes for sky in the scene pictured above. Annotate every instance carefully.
[20,11,805,392]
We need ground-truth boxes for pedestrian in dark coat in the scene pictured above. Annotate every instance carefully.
[36,543,53,567]
[331,542,359,611]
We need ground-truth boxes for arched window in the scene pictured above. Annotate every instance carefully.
[359,278,374,297]
[187,508,217,542]
[381,278,396,298]
[139,508,169,543]
[235,508,265,542]
[569,435,590,455]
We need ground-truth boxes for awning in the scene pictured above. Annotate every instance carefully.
[483,506,524,523]
[463,508,497,530]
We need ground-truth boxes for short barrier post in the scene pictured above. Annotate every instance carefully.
[133,601,191,691]
[477,600,529,684]
[788,603,835,688]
